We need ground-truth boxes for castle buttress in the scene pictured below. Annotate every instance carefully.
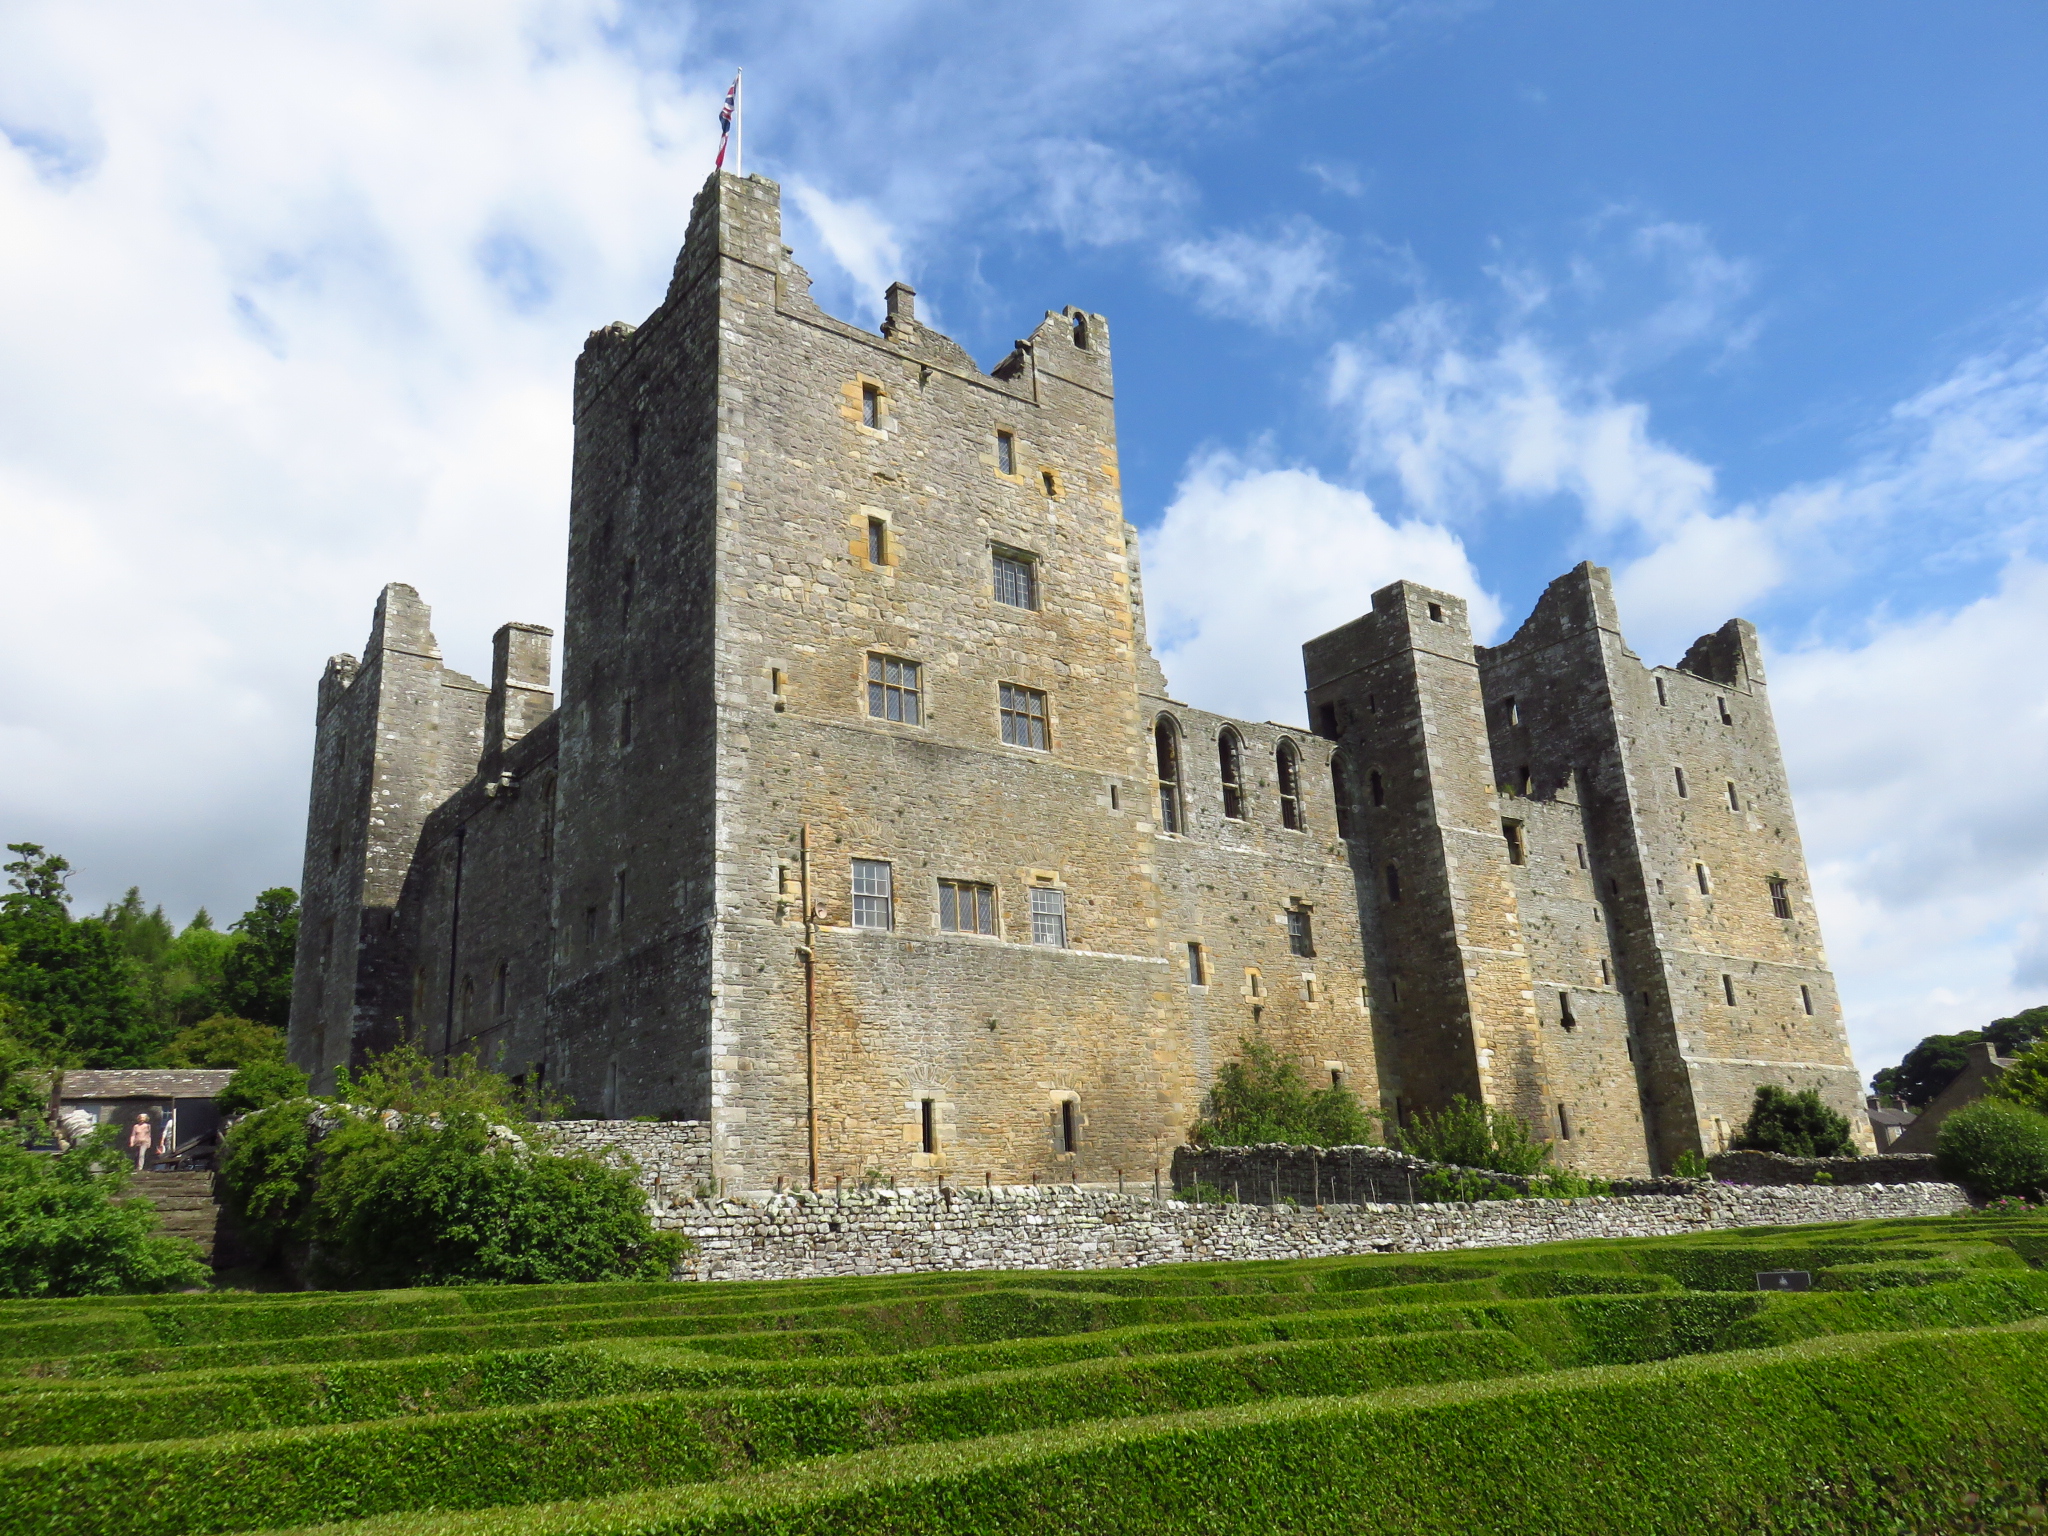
[289,172,1870,1183]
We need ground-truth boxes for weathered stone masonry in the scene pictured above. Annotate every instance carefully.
[289,170,1868,1190]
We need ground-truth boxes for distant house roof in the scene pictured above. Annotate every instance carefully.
[1890,1042,2015,1156]
[1868,1107,1916,1129]
[58,1070,236,1101]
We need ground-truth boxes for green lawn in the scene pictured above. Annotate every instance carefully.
[4,1214,2046,1534]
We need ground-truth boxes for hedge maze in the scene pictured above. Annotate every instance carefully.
[5,1215,2048,1534]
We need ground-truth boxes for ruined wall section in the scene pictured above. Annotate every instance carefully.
[540,178,727,1120]
[1145,699,1379,1126]
[1303,583,1546,1134]
[287,584,489,1090]
[1631,626,1869,1154]
[704,173,1178,1189]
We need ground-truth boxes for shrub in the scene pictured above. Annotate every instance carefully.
[1419,1168,1519,1201]
[162,1014,284,1070]
[1936,1097,2048,1201]
[217,1064,685,1287]
[1189,1037,1378,1147]
[214,1058,309,1117]
[1730,1085,1855,1157]
[1672,1149,1712,1179]
[1990,1038,2048,1115]
[0,1125,208,1296]
[1396,1095,1552,1175]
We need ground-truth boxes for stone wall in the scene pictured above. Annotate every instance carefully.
[548,1119,714,1200]
[1172,1142,1698,1204]
[1707,1150,1940,1186]
[651,1179,1971,1284]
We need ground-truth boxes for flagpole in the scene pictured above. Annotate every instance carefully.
[735,67,743,177]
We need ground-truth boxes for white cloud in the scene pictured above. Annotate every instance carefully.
[1141,451,1500,724]
[784,179,906,323]
[1022,140,1195,249]
[1772,561,2048,1074]
[1164,217,1342,329]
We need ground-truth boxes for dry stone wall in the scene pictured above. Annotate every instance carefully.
[652,1178,1970,1283]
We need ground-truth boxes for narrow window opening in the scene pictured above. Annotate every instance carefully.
[1559,991,1576,1030]
[1059,1098,1077,1153]
[1331,1068,1344,1089]
[1041,469,1057,496]
[1108,783,1120,810]
[1287,907,1315,958]
[995,430,1015,475]
[1517,765,1532,796]
[1656,676,1668,706]
[1503,820,1526,865]
[583,905,597,947]
[494,961,508,1018]
[867,517,887,565]
[1358,983,1369,1010]
[1218,728,1245,819]
[1718,697,1733,725]
[938,879,996,935]
[852,859,894,930]
[1657,878,1666,895]
[1330,754,1353,839]
[992,549,1038,608]
[861,384,880,428]
[1427,601,1444,622]
[1696,862,1712,895]
[770,667,787,708]
[1800,984,1814,1016]
[1726,781,1740,811]
[1247,968,1264,998]
[1385,863,1402,903]
[1071,313,1089,348]
[867,654,922,725]
[1316,702,1339,738]
[1504,695,1520,727]
[1575,842,1588,869]
[1153,717,1182,830]
[1769,878,1792,920]
[1722,973,1737,1007]
[1390,975,1401,1003]
[1186,942,1205,985]
[1029,886,1067,947]
[1600,956,1612,985]
[1673,766,1689,798]
[1558,1104,1572,1140]
[1370,769,1386,807]
[621,558,636,624]
[920,1099,937,1156]
[1002,683,1051,751]
[1277,740,1303,830]
[1367,692,1378,713]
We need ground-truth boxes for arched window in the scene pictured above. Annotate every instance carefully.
[1370,768,1385,808]
[1072,312,1089,348]
[1154,716,1183,834]
[1218,728,1245,820]
[1276,740,1303,830]
[1330,754,1353,840]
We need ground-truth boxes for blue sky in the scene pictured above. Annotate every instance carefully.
[4,0,2047,1080]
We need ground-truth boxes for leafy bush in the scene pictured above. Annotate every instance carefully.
[1395,1095,1552,1175]
[214,1057,309,1117]
[1730,1085,1855,1157]
[162,1014,284,1070]
[1936,1097,2048,1201]
[217,1047,682,1286]
[1419,1168,1519,1201]
[1990,1037,2048,1115]
[1672,1149,1712,1179]
[1188,1037,1378,1147]
[0,1125,208,1296]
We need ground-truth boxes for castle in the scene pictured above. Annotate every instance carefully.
[287,172,1870,1184]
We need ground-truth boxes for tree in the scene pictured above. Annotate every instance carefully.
[219,889,298,1030]
[163,1014,285,1070]
[1731,1085,1856,1158]
[1871,1031,1988,1108]
[1936,1097,2048,1201]
[100,888,176,967]
[1396,1096,1554,1175]
[215,1058,309,1117]
[1187,1037,1379,1147]
[0,844,157,1066]
[1990,1038,2048,1117]
[1986,1006,2048,1059]
[0,1125,209,1296]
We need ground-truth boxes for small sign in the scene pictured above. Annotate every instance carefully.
[1756,1270,1811,1291]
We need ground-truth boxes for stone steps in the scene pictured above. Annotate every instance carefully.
[127,1172,222,1261]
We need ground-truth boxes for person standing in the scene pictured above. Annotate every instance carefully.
[129,1113,153,1171]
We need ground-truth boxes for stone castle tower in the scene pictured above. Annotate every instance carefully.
[288,172,1869,1184]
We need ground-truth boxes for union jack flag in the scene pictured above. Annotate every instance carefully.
[715,74,738,169]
